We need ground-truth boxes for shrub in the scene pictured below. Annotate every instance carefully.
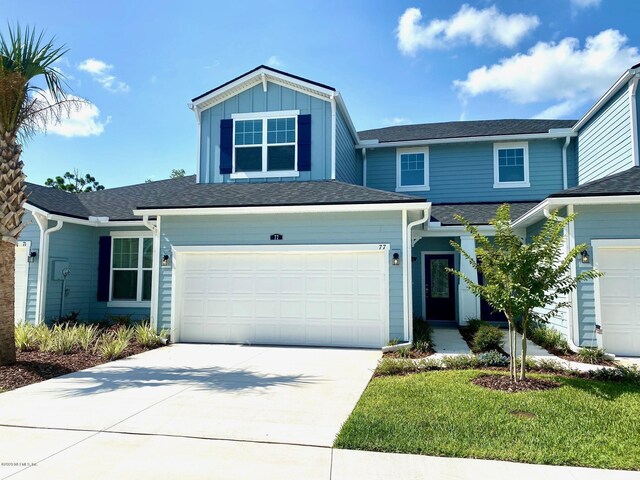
[376,358,418,376]
[412,339,431,355]
[95,333,129,361]
[476,350,508,367]
[15,323,39,352]
[473,325,504,353]
[108,314,132,328]
[588,365,640,385]
[114,326,135,344]
[387,338,400,347]
[75,324,99,351]
[441,354,480,369]
[535,358,569,373]
[465,318,488,335]
[416,357,442,371]
[134,323,164,348]
[515,355,538,371]
[528,324,570,354]
[578,347,607,364]
[51,311,81,326]
[45,324,78,354]
[413,317,433,344]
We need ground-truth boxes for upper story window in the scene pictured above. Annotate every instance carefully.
[231,111,299,179]
[396,147,429,192]
[110,235,152,304]
[493,142,530,188]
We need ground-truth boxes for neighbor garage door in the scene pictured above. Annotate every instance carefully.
[594,241,640,356]
[174,245,389,348]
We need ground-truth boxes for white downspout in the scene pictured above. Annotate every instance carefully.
[561,136,571,190]
[629,75,639,167]
[142,215,160,331]
[543,206,581,352]
[33,214,63,324]
[362,147,367,187]
[330,94,337,180]
[405,208,430,343]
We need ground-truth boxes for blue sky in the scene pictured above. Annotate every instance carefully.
[4,0,640,188]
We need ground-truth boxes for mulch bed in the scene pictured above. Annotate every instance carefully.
[472,373,561,392]
[0,345,160,392]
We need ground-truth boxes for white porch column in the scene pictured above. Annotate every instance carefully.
[457,235,480,325]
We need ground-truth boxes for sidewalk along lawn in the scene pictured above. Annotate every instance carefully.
[334,369,640,471]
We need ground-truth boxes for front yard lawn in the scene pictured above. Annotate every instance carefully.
[334,370,640,470]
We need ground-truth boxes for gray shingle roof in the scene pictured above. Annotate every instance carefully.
[135,180,424,210]
[550,166,640,198]
[430,202,540,226]
[358,119,577,143]
[25,177,424,220]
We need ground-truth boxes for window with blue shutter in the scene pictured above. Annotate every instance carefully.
[97,236,112,302]
[220,119,233,174]
[297,114,311,172]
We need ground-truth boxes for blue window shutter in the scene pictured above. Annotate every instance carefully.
[220,119,233,174]
[298,114,311,172]
[97,236,112,302]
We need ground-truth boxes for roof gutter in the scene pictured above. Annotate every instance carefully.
[630,74,640,166]
[405,208,430,342]
[33,214,63,324]
[133,201,428,217]
[561,136,571,190]
[355,130,577,149]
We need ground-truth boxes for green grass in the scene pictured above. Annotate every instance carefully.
[335,370,640,470]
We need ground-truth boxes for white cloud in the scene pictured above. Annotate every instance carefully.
[382,117,411,126]
[571,0,601,9]
[267,55,284,68]
[37,91,110,137]
[78,58,129,93]
[454,29,640,117]
[533,100,587,119]
[397,5,539,55]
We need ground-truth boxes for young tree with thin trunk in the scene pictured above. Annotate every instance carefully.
[0,25,78,365]
[448,204,602,381]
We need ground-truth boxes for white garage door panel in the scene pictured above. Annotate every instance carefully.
[176,248,388,348]
[596,245,640,356]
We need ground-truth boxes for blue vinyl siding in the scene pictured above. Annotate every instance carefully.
[573,204,640,346]
[566,141,578,188]
[365,139,565,203]
[199,82,332,183]
[525,218,569,337]
[19,211,41,323]
[158,212,405,340]
[335,107,361,184]
[44,223,150,322]
[577,86,634,184]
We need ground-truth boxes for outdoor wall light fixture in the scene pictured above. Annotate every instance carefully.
[162,254,170,267]
[581,249,590,264]
[392,252,400,266]
[28,250,37,263]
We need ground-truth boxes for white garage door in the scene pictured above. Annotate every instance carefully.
[175,245,389,348]
[595,242,640,356]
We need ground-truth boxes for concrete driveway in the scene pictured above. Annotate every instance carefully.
[0,344,380,479]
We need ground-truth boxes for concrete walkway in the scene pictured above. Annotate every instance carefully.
[431,326,472,355]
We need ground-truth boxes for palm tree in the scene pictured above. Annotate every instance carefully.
[0,25,74,365]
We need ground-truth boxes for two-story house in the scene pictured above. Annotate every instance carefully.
[15,64,640,356]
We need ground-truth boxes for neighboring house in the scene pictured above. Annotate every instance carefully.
[15,64,640,356]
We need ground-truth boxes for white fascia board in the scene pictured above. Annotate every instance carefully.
[173,244,390,254]
[335,93,360,144]
[573,69,636,132]
[355,131,577,149]
[24,203,153,228]
[512,194,640,228]
[134,201,430,217]
[192,68,335,110]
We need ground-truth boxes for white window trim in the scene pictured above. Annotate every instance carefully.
[396,147,429,192]
[231,110,300,177]
[108,232,153,307]
[493,142,530,188]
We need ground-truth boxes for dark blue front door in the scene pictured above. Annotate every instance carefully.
[424,254,456,321]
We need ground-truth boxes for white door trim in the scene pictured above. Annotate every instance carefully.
[171,244,390,345]
[15,241,31,324]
